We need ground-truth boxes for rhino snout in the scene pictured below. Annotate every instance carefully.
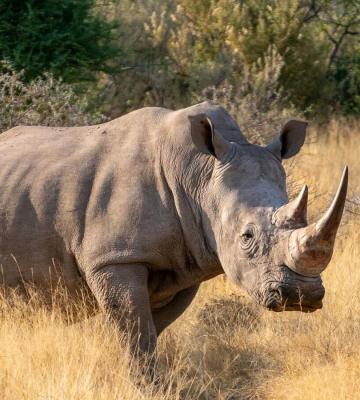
[264,274,325,313]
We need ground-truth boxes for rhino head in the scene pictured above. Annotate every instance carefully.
[189,113,347,312]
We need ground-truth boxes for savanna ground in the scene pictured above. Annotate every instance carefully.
[0,119,359,400]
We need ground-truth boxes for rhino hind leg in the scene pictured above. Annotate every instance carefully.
[86,263,157,360]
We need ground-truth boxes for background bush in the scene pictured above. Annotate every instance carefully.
[0,63,106,132]
[97,0,360,119]
[0,0,119,82]
[0,0,359,127]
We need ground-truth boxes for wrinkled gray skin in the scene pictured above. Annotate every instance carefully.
[0,102,345,357]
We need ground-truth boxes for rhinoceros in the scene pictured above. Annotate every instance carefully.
[0,101,347,356]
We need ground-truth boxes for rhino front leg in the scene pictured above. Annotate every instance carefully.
[152,285,199,335]
[86,264,157,357]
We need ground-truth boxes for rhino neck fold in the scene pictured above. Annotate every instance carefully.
[160,146,222,278]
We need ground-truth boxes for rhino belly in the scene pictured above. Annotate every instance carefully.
[0,236,84,298]
[0,202,83,298]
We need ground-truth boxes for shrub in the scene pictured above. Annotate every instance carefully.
[330,51,360,115]
[99,0,360,118]
[0,63,106,132]
[193,47,303,144]
[0,0,119,82]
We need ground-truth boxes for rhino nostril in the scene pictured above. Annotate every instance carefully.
[264,288,283,310]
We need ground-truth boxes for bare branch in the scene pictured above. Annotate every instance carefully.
[322,27,338,44]
[301,0,323,23]
[327,29,348,72]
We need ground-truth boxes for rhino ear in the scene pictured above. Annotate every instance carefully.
[189,113,232,159]
[266,120,308,160]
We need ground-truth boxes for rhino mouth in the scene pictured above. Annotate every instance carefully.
[266,300,323,313]
[263,282,324,313]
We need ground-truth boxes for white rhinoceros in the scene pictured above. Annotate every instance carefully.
[0,102,347,355]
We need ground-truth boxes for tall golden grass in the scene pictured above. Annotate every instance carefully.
[1,120,360,399]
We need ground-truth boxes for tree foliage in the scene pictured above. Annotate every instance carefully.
[0,0,119,82]
[101,0,360,117]
[0,0,359,117]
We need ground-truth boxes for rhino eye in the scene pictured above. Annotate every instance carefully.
[242,231,254,241]
[240,225,256,248]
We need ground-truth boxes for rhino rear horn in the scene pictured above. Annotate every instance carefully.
[273,185,308,227]
[287,166,348,276]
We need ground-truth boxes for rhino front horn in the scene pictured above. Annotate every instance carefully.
[287,166,348,277]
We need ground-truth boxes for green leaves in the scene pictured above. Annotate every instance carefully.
[0,0,359,117]
[0,0,120,82]
[330,51,360,115]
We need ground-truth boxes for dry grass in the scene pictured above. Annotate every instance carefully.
[1,120,360,399]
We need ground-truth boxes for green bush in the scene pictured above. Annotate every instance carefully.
[0,0,119,82]
[330,51,360,115]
